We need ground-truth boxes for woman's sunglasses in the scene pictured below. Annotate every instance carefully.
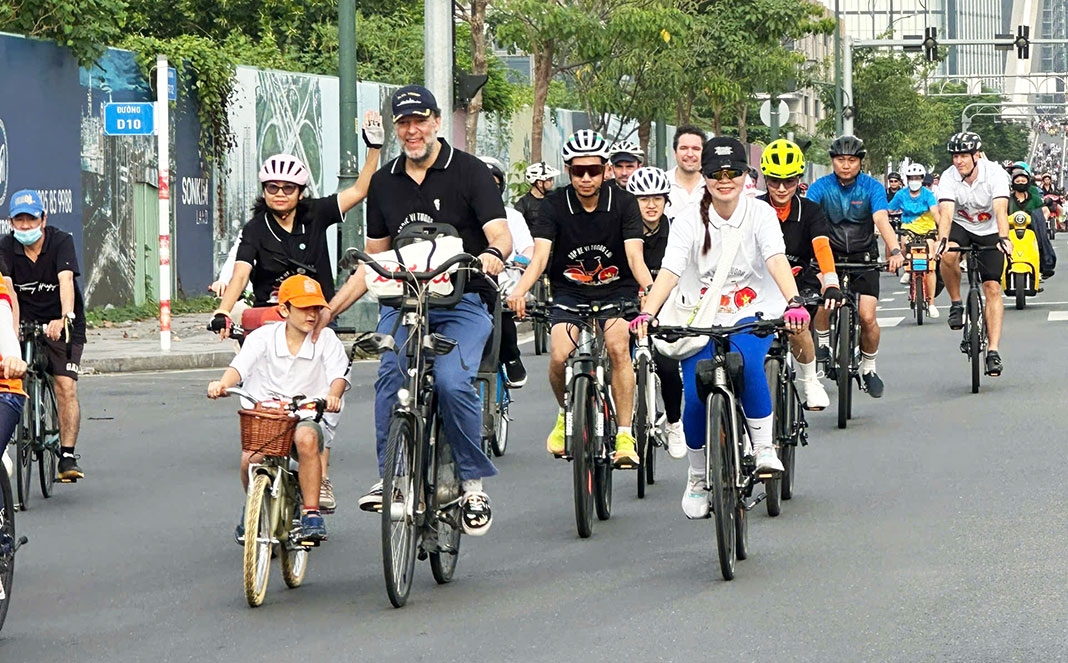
[703,168,745,181]
[765,176,799,190]
[264,182,299,195]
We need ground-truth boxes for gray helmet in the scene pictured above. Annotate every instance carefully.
[829,135,866,158]
[947,132,982,154]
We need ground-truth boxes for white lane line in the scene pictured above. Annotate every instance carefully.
[1048,311,1068,321]
[877,316,905,327]
[891,290,907,295]
[876,307,913,312]
[880,297,895,302]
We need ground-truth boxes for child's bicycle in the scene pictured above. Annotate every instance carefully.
[220,387,326,608]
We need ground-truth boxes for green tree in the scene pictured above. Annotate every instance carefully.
[0,0,128,65]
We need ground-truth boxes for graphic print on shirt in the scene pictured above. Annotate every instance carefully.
[562,244,621,286]
[956,209,992,225]
[697,269,760,315]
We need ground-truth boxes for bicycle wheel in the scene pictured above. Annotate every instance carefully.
[280,500,308,589]
[243,473,273,607]
[735,500,749,561]
[570,377,594,538]
[914,273,925,326]
[968,289,982,394]
[430,424,462,585]
[15,417,32,512]
[593,394,613,521]
[477,378,494,457]
[39,380,59,498]
[490,379,509,457]
[708,393,736,581]
[0,467,16,631]
[635,354,650,499]
[382,415,419,607]
[836,306,852,430]
[780,382,799,501]
[763,357,782,517]
[532,282,547,356]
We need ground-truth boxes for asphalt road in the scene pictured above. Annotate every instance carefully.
[3,266,1068,662]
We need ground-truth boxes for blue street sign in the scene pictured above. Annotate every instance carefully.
[167,67,177,101]
[103,103,155,136]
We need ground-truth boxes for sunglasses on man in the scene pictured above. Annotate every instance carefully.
[264,182,299,195]
[569,164,604,179]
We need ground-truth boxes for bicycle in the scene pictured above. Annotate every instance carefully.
[0,453,29,631]
[223,387,326,608]
[632,332,666,499]
[654,317,786,581]
[823,261,887,430]
[903,230,937,326]
[536,299,638,538]
[530,275,552,355]
[762,328,809,517]
[340,241,484,608]
[945,245,1002,393]
[11,322,65,510]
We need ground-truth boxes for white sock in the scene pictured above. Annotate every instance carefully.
[747,414,774,452]
[796,358,818,381]
[861,351,877,375]
[461,478,483,494]
[618,426,632,437]
[558,407,565,417]
[687,449,705,476]
[816,330,830,348]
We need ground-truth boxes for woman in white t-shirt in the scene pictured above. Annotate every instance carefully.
[631,137,810,519]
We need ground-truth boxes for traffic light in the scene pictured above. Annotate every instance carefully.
[1016,24,1030,59]
[923,27,938,62]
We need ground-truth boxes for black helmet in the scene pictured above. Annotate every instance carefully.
[947,132,982,154]
[829,135,866,158]
[887,171,902,181]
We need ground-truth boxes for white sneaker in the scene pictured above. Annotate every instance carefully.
[665,421,686,459]
[755,447,784,473]
[796,376,829,410]
[681,473,710,519]
[899,271,910,284]
[928,302,940,319]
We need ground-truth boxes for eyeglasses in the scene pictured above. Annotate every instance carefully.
[264,182,299,195]
[569,164,604,180]
[765,176,799,190]
[703,168,745,181]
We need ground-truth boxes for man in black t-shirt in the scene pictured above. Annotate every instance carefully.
[507,130,653,470]
[513,162,559,228]
[318,85,511,537]
[1,189,86,481]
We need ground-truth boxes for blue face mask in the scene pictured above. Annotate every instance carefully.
[13,226,43,246]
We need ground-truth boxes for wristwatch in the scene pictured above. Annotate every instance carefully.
[890,248,902,257]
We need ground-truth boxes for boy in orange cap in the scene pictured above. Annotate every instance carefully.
[208,275,349,544]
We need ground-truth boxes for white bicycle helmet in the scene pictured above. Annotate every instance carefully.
[561,130,610,163]
[479,156,507,194]
[258,154,310,186]
[609,140,644,161]
[904,163,927,178]
[626,167,671,197]
[525,161,561,184]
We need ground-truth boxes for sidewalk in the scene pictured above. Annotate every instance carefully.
[82,314,239,374]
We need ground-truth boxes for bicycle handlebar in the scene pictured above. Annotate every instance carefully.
[653,317,785,342]
[224,387,327,420]
[833,261,890,270]
[339,247,482,284]
[550,299,641,319]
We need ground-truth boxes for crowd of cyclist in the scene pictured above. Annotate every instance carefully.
[188,83,1051,552]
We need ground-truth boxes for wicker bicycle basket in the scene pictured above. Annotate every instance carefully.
[238,405,297,456]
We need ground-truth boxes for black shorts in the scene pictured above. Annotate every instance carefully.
[44,337,83,381]
[948,224,1005,283]
[549,292,637,328]
[834,250,881,299]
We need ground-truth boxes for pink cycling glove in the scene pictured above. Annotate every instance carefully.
[783,306,810,326]
[628,312,654,333]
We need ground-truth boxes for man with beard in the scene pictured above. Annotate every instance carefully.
[664,125,706,222]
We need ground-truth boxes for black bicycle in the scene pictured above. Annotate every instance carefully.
[632,332,665,499]
[763,328,809,517]
[946,245,1002,393]
[0,450,29,632]
[11,322,64,510]
[823,261,886,430]
[531,275,552,356]
[340,235,484,608]
[655,317,786,581]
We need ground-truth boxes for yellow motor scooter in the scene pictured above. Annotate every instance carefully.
[1001,211,1041,310]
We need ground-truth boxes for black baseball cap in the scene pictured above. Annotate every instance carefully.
[701,137,749,175]
[888,171,902,181]
[391,85,440,122]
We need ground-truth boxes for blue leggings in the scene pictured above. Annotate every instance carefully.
[680,322,773,450]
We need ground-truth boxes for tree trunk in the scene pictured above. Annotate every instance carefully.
[637,119,651,156]
[464,0,490,151]
[531,43,553,163]
[736,103,748,144]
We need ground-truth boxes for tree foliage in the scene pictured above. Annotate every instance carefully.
[0,0,128,64]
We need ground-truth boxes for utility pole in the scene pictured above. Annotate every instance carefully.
[425,0,454,141]
[843,37,854,136]
[834,0,843,136]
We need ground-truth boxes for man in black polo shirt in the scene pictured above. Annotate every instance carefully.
[318,85,510,537]
[507,129,654,469]
[1,189,86,481]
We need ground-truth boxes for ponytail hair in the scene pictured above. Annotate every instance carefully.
[699,187,714,255]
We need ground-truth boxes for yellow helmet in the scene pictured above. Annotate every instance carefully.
[760,139,806,179]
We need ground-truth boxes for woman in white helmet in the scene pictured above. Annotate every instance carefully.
[514,161,560,227]
[888,162,941,317]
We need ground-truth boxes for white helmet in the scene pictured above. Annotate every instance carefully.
[905,163,927,178]
[258,154,310,186]
[561,130,610,163]
[626,167,671,197]
[609,140,644,161]
[525,161,561,184]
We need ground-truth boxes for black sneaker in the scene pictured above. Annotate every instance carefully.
[57,453,84,481]
[502,359,527,388]
[299,511,327,543]
[947,303,964,330]
[862,371,884,398]
[815,345,831,378]
[461,491,492,536]
[985,351,1003,377]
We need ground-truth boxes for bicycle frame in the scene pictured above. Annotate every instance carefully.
[560,304,626,461]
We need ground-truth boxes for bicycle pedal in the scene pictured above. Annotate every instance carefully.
[57,478,78,484]
[417,549,429,561]
[756,471,780,481]
[298,539,321,548]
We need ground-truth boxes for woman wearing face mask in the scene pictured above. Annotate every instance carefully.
[1009,167,1057,279]
[888,163,941,316]
[629,137,810,519]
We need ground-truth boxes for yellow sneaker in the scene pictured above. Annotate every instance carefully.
[546,412,566,456]
[613,431,640,469]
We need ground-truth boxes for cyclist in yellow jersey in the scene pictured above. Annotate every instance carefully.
[888,164,941,317]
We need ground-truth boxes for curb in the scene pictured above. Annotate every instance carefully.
[81,351,236,375]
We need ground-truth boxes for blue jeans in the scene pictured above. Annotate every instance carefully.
[680,319,774,450]
[374,294,497,481]
[0,392,26,457]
